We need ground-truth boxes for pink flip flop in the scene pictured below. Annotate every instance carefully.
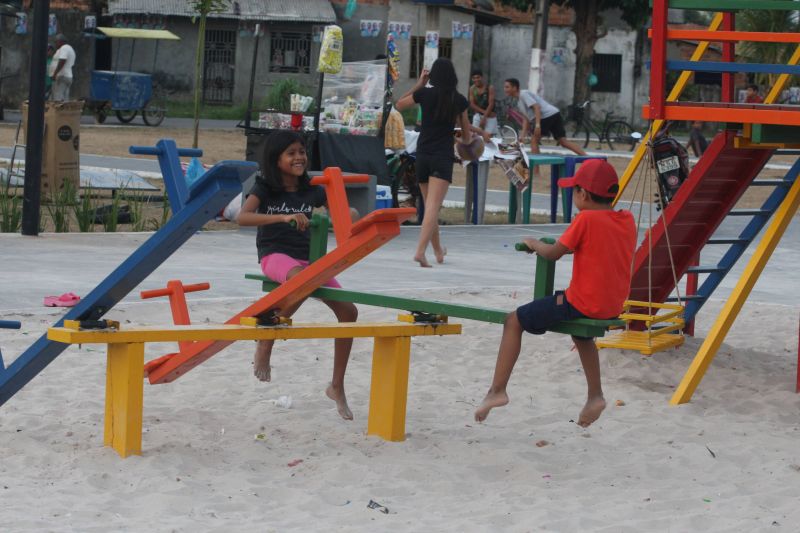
[43,292,81,307]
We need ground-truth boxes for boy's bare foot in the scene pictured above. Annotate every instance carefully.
[253,346,271,382]
[434,246,447,264]
[414,254,432,268]
[577,395,606,427]
[326,384,354,420]
[474,389,509,422]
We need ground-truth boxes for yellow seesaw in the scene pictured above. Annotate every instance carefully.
[48,317,460,458]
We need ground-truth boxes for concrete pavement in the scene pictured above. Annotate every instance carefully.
[0,218,798,318]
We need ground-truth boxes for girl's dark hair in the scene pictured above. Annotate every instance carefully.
[256,130,311,193]
[428,58,460,124]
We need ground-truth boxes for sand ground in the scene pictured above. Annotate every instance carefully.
[0,224,799,531]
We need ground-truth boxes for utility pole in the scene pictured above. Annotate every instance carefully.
[528,0,550,94]
[21,0,50,236]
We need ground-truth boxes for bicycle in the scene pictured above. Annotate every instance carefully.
[565,100,640,151]
[492,96,525,145]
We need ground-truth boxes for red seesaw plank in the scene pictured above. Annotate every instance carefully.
[146,207,416,384]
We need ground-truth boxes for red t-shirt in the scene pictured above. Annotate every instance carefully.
[745,94,763,104]
[558,209,637,319]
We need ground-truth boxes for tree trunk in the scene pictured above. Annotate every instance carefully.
[193,14,208,149]
[571,1,600,108]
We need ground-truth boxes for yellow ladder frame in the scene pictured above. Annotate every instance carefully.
[735,45,800,149]
[670,174,800,404]
[614,12,724,204]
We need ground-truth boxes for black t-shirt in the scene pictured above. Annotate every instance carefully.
[413,87,469,157]
[248,180,327,261]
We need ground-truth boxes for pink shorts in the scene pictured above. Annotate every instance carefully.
[260,253,342,288]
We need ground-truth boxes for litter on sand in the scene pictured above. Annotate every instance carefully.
[367,499,390,514]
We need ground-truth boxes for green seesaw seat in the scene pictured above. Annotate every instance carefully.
[246,215,623,338]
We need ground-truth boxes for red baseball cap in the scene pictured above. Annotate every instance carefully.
[557,159,619,198]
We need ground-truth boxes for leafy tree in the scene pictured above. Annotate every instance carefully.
[737,7,799,89]
[498,1,650,106]
[190,0,229,148]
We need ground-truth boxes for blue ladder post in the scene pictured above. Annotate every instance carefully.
[561,155,608,223]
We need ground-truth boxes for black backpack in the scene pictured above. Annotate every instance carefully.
[651,133,690,208]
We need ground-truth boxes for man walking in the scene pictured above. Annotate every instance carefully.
[503,78,586,157]
[51,34,76,102]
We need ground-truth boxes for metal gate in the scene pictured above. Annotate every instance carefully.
[203,28,236,104]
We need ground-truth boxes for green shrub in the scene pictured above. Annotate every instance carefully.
[264,78,315,112]
[74,186,96,232]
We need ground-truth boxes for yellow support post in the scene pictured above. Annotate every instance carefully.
[671,174,800,404]
[736,45,800,149]
[765,45,800,104]
[367,336,412,442]
[615,12,724,204]
[104,343,145,458]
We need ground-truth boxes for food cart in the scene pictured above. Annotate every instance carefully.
[86,27,179,126]
[242,57,390,197]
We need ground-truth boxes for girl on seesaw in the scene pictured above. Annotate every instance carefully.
[238,130,358,420]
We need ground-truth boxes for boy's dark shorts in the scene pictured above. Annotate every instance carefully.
[540,112,567,141]
[416,153,455,183]
[516,291,593,340]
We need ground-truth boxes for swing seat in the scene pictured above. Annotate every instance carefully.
[596,300,685,355]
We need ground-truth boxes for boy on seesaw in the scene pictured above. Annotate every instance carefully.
[475,160,636,427]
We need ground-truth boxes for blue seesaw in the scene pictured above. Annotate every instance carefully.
[0,320,22,371]
[0,140,257,407]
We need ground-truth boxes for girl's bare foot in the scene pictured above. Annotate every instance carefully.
[434,246,447,264]
[577,395,606,427]
[414,254,432,268]
[253,344,272,382]
[326,384,354,420]
[474,389,509,422]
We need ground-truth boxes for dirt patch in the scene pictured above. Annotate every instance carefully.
[0,124,246,164]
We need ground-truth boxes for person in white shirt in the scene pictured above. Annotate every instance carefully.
[503,77,586,158]
[51,34,76,102]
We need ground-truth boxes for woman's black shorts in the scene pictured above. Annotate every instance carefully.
[415,153,455,184]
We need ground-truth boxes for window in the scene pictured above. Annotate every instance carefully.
[270,31,313,74]
[204,28,236,104]
[592,53,622,93]
[409,36,453,78]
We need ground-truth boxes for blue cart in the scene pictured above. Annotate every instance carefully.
[87,27,179,126]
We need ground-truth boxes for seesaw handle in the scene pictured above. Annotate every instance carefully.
[288,218,322,229]
[515,237,556,252]
[140,283,210,299]
[129,146,204,157]
[310,174,370,185]
[0,320,21,329]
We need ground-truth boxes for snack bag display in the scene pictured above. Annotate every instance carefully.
[318,25,344,74]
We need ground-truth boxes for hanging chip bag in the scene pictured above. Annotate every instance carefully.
[318,25,343,74]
